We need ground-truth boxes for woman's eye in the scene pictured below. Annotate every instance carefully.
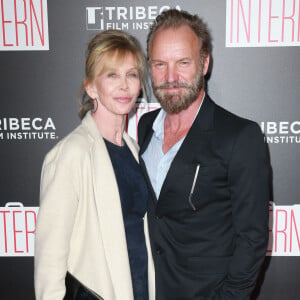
[107,73,117,78]
[128,72,138,78]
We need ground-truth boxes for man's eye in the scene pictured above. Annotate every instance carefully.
[180,61,189,66]
[153,62,165,68]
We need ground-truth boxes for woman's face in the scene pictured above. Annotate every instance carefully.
[87,52,141,117]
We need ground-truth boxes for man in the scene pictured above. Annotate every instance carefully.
[138,9,270,300]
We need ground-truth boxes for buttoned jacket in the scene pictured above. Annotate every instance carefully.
[138,96,270,300]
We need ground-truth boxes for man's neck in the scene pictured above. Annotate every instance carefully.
[164,89,205,133]
[162,89,205,153]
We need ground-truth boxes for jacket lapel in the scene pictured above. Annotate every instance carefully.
[83,113,134,299]
[139,98,216,205]
[157,96,216,202]
[139,109,160,156]
[139,109,160,203]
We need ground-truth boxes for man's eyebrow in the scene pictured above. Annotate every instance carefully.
[150,59,165,63]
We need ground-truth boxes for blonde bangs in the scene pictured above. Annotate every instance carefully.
[94,50,138,77]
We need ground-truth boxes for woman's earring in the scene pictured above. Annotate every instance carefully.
[92,98,98,113]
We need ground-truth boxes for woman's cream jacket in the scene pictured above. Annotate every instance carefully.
[34,112,155,300]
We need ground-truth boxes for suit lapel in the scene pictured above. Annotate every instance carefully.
[158,96,216,202]
[139,109,160,203]
[139,98,216,205]
[140,157,158,204]
[139,109,160,156]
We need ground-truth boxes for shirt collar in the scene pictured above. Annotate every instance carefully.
[152,109,166,140]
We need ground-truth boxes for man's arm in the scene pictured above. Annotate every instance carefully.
[213,122,270,300]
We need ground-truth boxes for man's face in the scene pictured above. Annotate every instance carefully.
[149,25,208,114]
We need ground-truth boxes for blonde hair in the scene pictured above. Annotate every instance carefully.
[79,30,147,119]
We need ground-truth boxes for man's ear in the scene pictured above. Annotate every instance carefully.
[84,79,97,99]
[202,54,210,76]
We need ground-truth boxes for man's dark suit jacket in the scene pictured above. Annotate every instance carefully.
[138,95,270,300]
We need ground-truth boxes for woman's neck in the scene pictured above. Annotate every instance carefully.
[92,110,126,146]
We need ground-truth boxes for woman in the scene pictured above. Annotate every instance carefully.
[34,30,154,300]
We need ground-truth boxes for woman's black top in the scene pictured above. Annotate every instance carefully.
[104,139,148,300]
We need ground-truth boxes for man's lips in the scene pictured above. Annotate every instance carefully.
[163,87,182,92]
[156,83,189,92]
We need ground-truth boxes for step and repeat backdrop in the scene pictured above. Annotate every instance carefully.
[1,0,300,299]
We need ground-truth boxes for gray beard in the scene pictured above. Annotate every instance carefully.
[152,67,204,114]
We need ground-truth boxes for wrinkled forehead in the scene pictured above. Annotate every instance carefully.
[150,25,200,59]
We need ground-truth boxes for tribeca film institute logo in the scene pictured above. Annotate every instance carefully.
[261,121,300,144]
[86,5,181,31]
[0,116,58,141]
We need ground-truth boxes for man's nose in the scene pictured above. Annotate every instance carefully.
[165,65,178,83]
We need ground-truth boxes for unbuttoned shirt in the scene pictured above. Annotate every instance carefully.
[142,95,205,199]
